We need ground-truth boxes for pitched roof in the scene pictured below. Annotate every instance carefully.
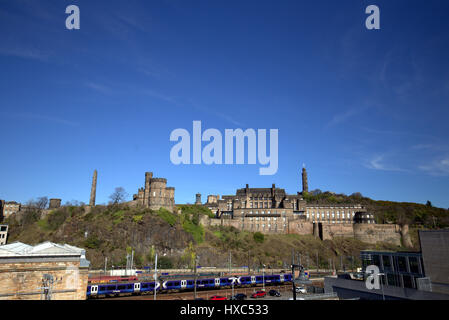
[0,241,86,258]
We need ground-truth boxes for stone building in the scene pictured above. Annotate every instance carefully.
[0,225,8,246]
[2,201,21,219]
[200,166,401,245]
[132,172,175,212]
[0,242,90,300]
[49,199,62,209]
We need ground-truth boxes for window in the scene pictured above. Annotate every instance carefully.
[372,254,381,267]
[409,257,420,274]
[402,275,414,289]
[397,256,407,273]
[382,255,392,271]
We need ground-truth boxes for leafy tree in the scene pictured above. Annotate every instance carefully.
[181,241,196,270]
[147,245,156,265]
[426,200,433,207]
[253,232,265,243]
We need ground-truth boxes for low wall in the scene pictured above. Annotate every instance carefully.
[353,224,401,245]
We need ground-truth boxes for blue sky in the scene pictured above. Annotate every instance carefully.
[1,0,449,208]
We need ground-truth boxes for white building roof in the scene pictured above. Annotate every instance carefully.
[0,241,86,258]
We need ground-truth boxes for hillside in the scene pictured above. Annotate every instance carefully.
[4,196,439,270]
[303,191,449,229]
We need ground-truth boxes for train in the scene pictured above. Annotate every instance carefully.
[88,275,139,284]
[87,273,293,298]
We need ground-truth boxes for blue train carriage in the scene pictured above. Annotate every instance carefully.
[87,281,161,298]
[162,279,196,291]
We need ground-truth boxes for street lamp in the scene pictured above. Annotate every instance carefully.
[262,264,266,291]
[194,255,200,300]
[153,253,158,301]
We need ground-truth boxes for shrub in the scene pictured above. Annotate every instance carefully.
[253,232,265,243]
[84,236,101,249]
[158,256,174,269]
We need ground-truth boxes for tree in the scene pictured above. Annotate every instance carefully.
[351,192,363,198]
[35,197,49,210]
[181,241,196,270]
[109,187,128,204]
[253,232,264,243]
[147,245,156,266]
[426,200,432,207]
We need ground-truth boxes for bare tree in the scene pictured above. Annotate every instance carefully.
[109,187,128,204]
[35,197,49,210]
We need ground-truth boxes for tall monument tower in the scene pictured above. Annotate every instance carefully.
[89,170,97,206]
[195,193,202,205]
[302,164,308,194]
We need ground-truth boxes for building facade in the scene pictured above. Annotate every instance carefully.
[132,172,175,212]
[2,201,21,220]
[49,199,62,209]
[0,242,90,300]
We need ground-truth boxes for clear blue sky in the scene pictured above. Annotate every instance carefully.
[1,0,448,208]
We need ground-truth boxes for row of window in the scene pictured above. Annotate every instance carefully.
[311,220,353,224]
[249,197,271,200]
[307,212,356,219]
[364,254,423,275]
[246,223,288,230]
[250,202,272,208]
[241,210,287,215]
[246,217,286,222]
[309,206,362,210]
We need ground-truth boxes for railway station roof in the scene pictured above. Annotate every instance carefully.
[0,241,90,267]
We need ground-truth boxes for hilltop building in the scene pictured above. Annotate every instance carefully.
[1,201,21,220]
[198,166,402,245]
[49,199,62,209]
[131,172,175,212]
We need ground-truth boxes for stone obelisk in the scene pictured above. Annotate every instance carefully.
[89,170,97,206]
[302,164,308,193]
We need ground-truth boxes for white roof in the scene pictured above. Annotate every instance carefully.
[0,241,86,258]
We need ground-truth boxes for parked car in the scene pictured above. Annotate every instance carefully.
[295,286,307,294]
[268,290,281,297]
[209,295,227,300]
[251,291,267,299]
[231,293,247,300]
